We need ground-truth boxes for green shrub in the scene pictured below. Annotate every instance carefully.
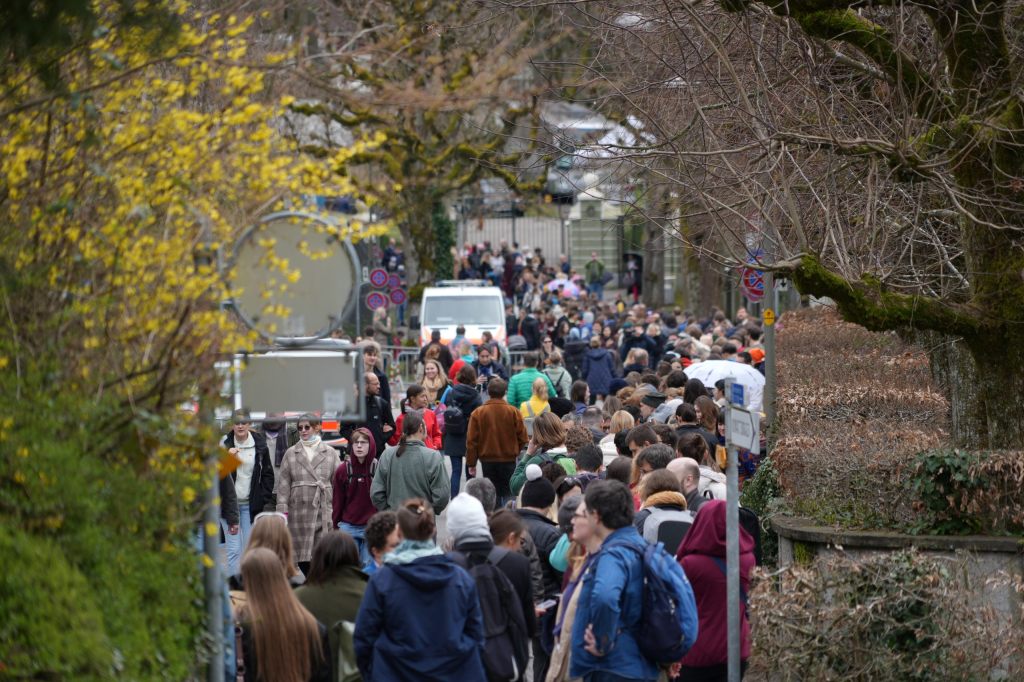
[0,384,206,680]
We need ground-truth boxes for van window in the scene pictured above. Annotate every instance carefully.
[423,296,503,326]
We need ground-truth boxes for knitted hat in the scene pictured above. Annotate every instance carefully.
[549,397,575,418]
[521,464,556,509]
[557,494,583,534]
[446,493,492,545]
[608,378,629,395]
[749,348,765,364]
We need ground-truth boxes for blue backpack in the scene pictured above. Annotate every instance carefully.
[615,541,699,665]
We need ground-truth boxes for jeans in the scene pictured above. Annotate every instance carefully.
[224,502,252,577]
[449,455,463,497]
[588,281,604,300]
[339,521,370,566]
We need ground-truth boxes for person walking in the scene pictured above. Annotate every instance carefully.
[420,358,450,406]
[222,409,275,577]
[520,377,551,437]
[354,499,487,681]
[295,532,368,682]
[277,414,342,576]
[582,338,615,404]
[543,350,573,400]
[510,412,577,496]
[237,548,332,682]
[675,499,755,681]
[571,480,698,682]
[584,251,606,300]
[507,351,556,408]
[371,412,451,516]
[331,428,379,567]
[466,377,529,505]
[345,372,395,458]
[389,384,443,450]
[442,364,483,497]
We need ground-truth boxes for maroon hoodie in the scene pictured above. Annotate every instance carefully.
[331,428,379,527]
[675,499,756,667]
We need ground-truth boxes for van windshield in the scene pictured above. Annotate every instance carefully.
[424,296,503,327]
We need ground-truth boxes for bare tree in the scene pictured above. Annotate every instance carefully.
[526,0,1024,447]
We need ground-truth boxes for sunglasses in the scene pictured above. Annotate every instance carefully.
[298,424,315,431]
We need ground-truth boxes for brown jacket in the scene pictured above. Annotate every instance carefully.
[466,398,528,467]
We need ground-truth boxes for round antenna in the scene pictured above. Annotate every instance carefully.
[228,210,359,341]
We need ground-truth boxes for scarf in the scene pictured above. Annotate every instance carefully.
[422,374,446,401]
[383,539,443,565]
[642,490,688,510]
[300,435,322,462]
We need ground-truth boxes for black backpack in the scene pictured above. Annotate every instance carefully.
[442,391,468,436]
[450,548,529,682]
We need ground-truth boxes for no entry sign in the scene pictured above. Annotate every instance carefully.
[366,291,388,310]
[740,267,765,302]
[369,268,388,288]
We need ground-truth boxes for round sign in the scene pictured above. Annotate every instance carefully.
[366,292,388,310]
[763,308,776,326]
[387,273,401,290]
[389,288,407,306]
[740,267,765,302]
[369,268,389,288]
[229,211,359,340]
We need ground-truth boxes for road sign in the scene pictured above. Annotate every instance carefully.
[739,266,765,302]
[730,381,745,407]
[763,308,775,326]
[369,268,388,288]
[726,405,760,454]
[366,291,387,310]
[389,288,407,306]
[387,273,401,290]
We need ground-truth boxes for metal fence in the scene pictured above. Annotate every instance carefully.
[458,215,567,259]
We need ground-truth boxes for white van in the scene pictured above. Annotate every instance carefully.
[418,282,506,348]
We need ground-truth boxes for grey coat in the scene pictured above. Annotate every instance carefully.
[370,440,451,515]
[276,441,341,562]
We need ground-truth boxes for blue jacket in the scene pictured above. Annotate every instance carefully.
[354,555,487,681]
[582,348,615,396]
[570,526,698,680]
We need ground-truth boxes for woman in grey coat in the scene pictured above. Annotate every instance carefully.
[276,413,341,575]
[371,412,451,516]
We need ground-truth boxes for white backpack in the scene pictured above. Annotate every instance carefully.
[642,507,695,555]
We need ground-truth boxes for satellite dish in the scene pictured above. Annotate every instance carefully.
[228,211,359,341]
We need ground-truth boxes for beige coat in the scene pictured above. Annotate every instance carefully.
[276,440,340,562]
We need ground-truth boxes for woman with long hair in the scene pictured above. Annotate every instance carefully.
[243,514,306,588]
[599,409,635,461]
[509,411,576,496]
[388,384,442,449]
[354,498,486,680]
[295,532,368,680]
[694,394,721,454]
[237,547,331,682]
[371,412,451,516]
[419,358,449,406]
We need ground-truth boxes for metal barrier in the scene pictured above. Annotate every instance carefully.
[378,345,531,380]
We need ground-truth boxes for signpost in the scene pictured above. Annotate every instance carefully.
[369,268,389,288]
[723,378,747,682]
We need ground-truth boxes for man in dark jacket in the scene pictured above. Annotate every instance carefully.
[619,322,657,368]
[258,412,297,481]
[362,341,392,406]
[419,329,455,373]
[515,472,563,681]
[343,372,396,457]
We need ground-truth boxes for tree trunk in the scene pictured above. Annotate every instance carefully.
[642,219,665,308]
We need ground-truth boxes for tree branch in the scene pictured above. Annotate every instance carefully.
[772,253,989,336]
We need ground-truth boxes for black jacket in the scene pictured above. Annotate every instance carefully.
[344,394,395,457]
[222,431,276,522]
[217,475,239,544]
[442,383,483,458]
[452,540,538,637]
[516,509,564,599]
[241,620,331,682]
[675,424,718,459]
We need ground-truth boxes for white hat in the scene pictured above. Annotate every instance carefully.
[446,493,491,545]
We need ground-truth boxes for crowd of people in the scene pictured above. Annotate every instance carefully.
[214,265,768,680]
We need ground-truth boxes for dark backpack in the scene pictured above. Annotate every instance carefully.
[612,541,698,665]
[641,507,695,556]
[336,457,377,490]
[442,391,468,435]
[450,548,529,682]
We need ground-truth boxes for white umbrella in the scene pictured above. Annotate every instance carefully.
[685,360,765,412]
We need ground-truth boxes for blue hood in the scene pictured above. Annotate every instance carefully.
[388,555,458,591]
